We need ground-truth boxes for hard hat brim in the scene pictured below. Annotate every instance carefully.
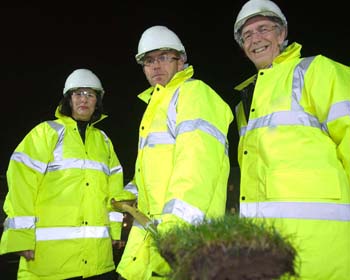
[135,47,186,64]
[234,12,287,45]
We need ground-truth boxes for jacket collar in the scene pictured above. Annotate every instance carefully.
[234,42,302,91]
[54,106,107,126]
[138,65,194,104]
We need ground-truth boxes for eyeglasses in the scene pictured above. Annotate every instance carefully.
[241,25,278,43]
[142,54,180,67]
[71,90,97,99]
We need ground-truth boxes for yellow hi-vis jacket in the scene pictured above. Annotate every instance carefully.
[117,65,233,279]
[234,42,350,280]
[0,108,134,279]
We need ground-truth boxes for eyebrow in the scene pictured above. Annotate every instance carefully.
[243,23,273,32]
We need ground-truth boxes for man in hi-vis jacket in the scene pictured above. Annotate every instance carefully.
[116,25,233,280]
[233,1,350,279]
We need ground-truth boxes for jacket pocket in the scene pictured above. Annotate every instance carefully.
[266,168,341,200]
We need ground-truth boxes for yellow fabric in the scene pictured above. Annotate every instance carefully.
[117,65,233,279]
[0,109,125,279]
[235,42,350,280]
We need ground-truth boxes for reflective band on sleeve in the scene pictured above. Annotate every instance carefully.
[139,132,175,149]
[240,201,350,221]
[176,119,229,155]
[163,199,205,224]
[110,165,123,175]
[124,182,138,197]
[11,152,47,174]
[109,211,124,222]
[3,216,36,230]
[326,101,350,123]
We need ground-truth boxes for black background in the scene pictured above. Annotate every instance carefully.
[1,1,349,181]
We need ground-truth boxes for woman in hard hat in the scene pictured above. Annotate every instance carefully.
[115,25,233,279]
[233,0,350,279]
[0,69,134,279]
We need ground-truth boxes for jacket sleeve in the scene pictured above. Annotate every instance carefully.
[0,122,53,254]
[106,138,136,240]
[158,80,234,234]
[306,55,350,182]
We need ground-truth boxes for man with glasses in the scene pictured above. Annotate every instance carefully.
[233,0,350,279]
[0,68,133,279]
[115,25,233,279]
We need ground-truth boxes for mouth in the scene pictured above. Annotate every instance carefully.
[152,73,163,78]
[252,45,268,54]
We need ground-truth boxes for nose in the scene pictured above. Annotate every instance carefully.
[79,95,89,102]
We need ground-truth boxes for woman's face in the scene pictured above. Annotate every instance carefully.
[70,88,97,121]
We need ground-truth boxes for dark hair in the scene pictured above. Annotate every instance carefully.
[58,91,105,123]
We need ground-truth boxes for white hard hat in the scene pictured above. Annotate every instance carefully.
[63,69,105,97]
[234,0,287,44]
[135,25,187,64]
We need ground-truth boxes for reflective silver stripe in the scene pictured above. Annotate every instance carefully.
[3,216,36,230]
[166,79,194,138]
[48,161,121,176]
[239,125,247,137]
[167,88,180,138]
[240,110,322,136]
[46,121,114,175]
[109,211,124,222]
[139,137,145,150]
[110,165,123,175]
[240,57,323,137]
[11,121,115,176]
[163,198,205,224]
[36,226,110,241]
[124,182,138,197]
[327,101,350,122]
[47,159,110,175]
[291,56,315,109]
[177,119,229,155]
[140,82,228,153]
[99,130,110,143]
[47,121,65,161]
[240,201,350,221]
[11,152,47,174]
[324,101,350,135]
[139,132,175,149]
[99,130,112,156]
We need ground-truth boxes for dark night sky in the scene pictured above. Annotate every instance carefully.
[0,1,349,180]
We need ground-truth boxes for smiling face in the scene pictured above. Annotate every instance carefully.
[70,88,97,121]
[241,16,286,70]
